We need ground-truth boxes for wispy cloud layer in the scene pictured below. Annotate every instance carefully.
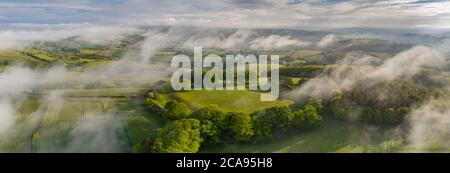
[0,0,449,29]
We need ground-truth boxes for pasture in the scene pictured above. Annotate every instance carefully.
[202,118,405,153]
[173,90,294,113]
[0,96,133,153]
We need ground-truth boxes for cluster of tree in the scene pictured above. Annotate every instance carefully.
[152,119,203,153]
[24,52,53,63]
[148,80,174,93]
[251,104,323,141]
[0,60,9,66]
[280,76,298,89]
[145,94,323,153]
[413,68,450,88]
[329,79,429,123]
[279,76,311,90]
[279,65,325,78]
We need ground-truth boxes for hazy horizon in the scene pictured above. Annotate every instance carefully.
[0,0,449,30]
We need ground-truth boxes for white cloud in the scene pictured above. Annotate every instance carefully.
[249,35,310,50]
[367,46,447,80]
[2,0,450,29]
[0,2,103,12]
[287,45,450,101]
[0,24,139,50]
[317,33,338,48]
[407,99,450,149]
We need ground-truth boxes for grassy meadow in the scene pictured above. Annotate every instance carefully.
[202,118,404,153]
[173,90,294,113]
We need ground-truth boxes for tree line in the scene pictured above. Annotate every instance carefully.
[143,92,323,153]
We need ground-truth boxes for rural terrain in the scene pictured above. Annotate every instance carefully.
[0,26,449,153]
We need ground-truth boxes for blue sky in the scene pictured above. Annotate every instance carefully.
[0,0,449,29]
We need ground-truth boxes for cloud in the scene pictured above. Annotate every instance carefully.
[0,2,104,12]
[1,0,450,29]
[229,0,274,8]
[287,45,449,102]
[0,23,139,50]
[0,101,15,136]
[406,99,450,149]
[61,112,128,153]
[181,29,253,49]
[366,45,447,80]
[0,66,68,138]
[178,28,312,50]
[317,33,339,48]
[249,35,310,50]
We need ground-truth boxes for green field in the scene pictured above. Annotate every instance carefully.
[3,93,444,153]
[3,82,444,153]
[173,90,294,113]
[0,50,45,64]
[0,86,163,153]
[0,96,133,153]
[202,118,404,153]
[32,53,57,62]
[80,60,114,69]
[39,88,145,97]
[121,97,164,152]
[0,86,166,153]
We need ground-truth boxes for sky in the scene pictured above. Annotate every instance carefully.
[0,0,449,29]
